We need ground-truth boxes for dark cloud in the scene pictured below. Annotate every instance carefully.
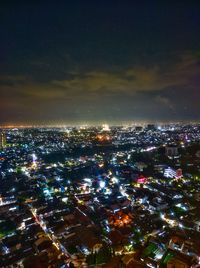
[0,2,200,124]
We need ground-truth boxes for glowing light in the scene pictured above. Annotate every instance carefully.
[99,181,106,188]
[111,177,119,184]
[160,213,165,220]
[102,124,110,131]
[32,153,37,162]
[137,176,147,184]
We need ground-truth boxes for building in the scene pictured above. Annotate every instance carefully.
[0,132,6,149]
[165,146,179,157]
[176,169,183,179]
[167,254,194,268]
[164,167,177,178]
[147,124,156,131]
[135,126,143,132]
[164,167,183,179]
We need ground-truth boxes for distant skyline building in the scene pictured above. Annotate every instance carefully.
[0,132,6,149]
[147,124,156,131]
[135,126,143,132]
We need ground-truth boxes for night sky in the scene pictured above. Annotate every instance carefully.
[1,1,200,125]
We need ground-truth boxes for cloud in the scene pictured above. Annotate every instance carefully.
[0,51,200,124]
[0,75,28,86]
[50,52,200,96]
[52,68,162,94]
[155,95,174,110]
[1,51,200,100]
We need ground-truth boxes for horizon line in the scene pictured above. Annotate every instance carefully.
[1,121,200,129]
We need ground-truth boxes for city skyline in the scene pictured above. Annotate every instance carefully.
[1,1,200,124]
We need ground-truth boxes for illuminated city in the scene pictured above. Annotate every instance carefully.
[1,1,200,268]
[0,124,200,267]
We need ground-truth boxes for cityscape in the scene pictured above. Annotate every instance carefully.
[1,1,200,267]
[0,124,200,267]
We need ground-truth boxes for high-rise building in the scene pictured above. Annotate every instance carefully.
[0,132,6,149]
[165,145,178,157]
[146,124,156,131]
[135,126,143,132]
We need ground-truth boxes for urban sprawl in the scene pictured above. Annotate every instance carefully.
[0,124,200,268]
